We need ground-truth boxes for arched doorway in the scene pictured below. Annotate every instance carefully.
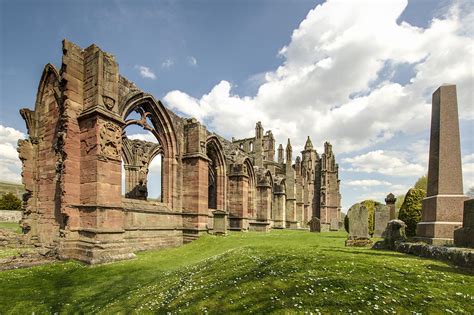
[206,136,226,210]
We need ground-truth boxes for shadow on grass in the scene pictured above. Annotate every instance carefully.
[425,263,474,276]
[321,247,404,258]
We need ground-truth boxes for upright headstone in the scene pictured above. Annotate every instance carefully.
[372,219,407,250]
[345,203,372,246]
[385,193,397,220]
[330,218,339,231]
[212,210,228,235]
[416,85,468,245]
[373,204,390,237]
[454,199,474,248]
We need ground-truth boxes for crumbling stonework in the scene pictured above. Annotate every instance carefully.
[17,40,342,264]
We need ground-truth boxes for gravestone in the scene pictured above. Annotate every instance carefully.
[212,210,227,235]
[416,85,468,245]
[345,203,372,246]
[372,219,407,250]
[373,204,390,237]
[330,218,339,231]
[454,199,474,248]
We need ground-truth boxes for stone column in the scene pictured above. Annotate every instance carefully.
[416,84,468,245]
[272,181,286,228]
[182,119,210,241]
[228,165,249,230]
[257,184,272,222]
[385,193,396,220]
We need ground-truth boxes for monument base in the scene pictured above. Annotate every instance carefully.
[286,221,299,229]
[249,221,271,232]
[416,221,463,245]
[272,220,286,229]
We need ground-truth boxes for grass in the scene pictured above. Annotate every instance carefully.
[0,230,472,314]
[0,222,21,234]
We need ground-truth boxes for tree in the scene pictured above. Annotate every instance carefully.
[414,175,428,191]
[0,193,22,210]
[398,188,426,237]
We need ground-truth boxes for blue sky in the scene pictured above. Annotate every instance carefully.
[1,0,473,209]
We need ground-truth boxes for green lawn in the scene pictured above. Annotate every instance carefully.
[0,230,472,314]
[0,222,21,234]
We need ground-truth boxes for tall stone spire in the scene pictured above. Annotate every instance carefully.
[304,136,313,151]
[286,138,292,164]
[295,156,301,174]
[277,144,284,164]
[416,84,468,245]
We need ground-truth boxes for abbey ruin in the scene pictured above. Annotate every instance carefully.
[17,40,341,263]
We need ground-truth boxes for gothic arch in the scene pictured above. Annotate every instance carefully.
[206,135,227,210]
[119,92,178,207]
[243,157,256,218]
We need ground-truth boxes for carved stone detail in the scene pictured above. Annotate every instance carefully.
[99,122,121,159]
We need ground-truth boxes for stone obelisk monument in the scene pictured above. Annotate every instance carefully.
[416,84,468,245]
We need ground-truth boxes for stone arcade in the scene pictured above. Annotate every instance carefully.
[17,40,342,263]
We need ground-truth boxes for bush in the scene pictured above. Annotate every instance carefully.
[398,188,426,237]
[361,200,380,237]
[0,193,22,210]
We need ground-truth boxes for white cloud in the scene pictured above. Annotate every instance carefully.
[187,56,197,66]
[127,133,158,143]
[162,58,175,68]
[345,179,392,187]
[135,65,156,80]
[162,0,473,156]
[149,156,161,173]
[343,150,425,177]
[0,125,25,183]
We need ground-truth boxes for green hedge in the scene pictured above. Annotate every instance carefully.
[398,188,426,237]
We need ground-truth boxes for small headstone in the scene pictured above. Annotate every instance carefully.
[373,219,407,250]
[454,199,474,248]
[330,218,339,231]
[212,210,227,235]
[373,204,390,237]
[345,203,372,246]
[309,217,321,232]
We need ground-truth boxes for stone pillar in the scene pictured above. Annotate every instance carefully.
[182,119,209,241]
[416,85,468,245]
[277,144,284,164]
[385,193,397,220]
[285,139,298,228]
[256,184,272,222]
[228,165,249,230]
[272,180,286,228]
